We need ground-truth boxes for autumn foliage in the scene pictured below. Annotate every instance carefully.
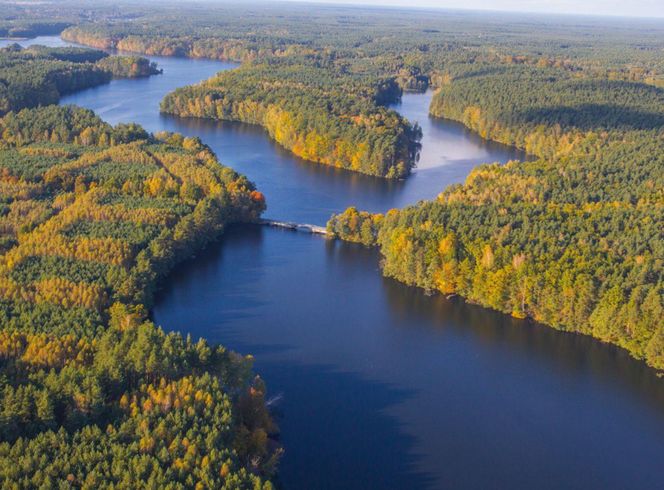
[161,57,422,178]
[329,65,664,369]
[0,106,277,488]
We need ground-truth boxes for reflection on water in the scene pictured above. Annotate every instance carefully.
[154,225,664,490]
[60,90,524,224]
[6,36,664,490]
[50,33,523,224]
[0,36,68,48]
[389,90,525,170]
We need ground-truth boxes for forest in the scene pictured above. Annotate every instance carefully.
[54,3,664,179]
[328,63,664,369]
[429,64,664,157]
[0,105,276,487]
[161,56,422,178]
[0,44,160,116]
[62,5,660,367]
[54,3,664,87]
[0,0,662,485]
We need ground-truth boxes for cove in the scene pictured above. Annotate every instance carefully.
[7,36,664,490]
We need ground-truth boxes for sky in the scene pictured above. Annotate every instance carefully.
[283,0,664,18]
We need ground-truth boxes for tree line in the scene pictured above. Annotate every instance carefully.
[329,64,663,369]
[161,55,422,178]
[0,44,160,116]
[0,105,277,488]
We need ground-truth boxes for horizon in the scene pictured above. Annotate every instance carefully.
[279,0,664,19]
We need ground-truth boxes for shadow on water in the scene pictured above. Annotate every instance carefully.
[382,279,664,411]
[18,36,663,489]
[267,363,433,490]
[154,224,435,488]
[158,114,419,224]
[155,224,664,490]
[161,113,409,197]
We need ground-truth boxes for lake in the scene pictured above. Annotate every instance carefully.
[6,36,664,490]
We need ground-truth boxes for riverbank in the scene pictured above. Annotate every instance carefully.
[13,35,661,490]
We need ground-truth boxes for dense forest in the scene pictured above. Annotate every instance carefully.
[329,64,664,369]
[0,44,159,116]
[54,3,664,86]
[60,26,306,62]
[0,105,277,487]
[52,3,664,179]
[429,64,664,157]
[161,56,422,178]
[0,0,662,485]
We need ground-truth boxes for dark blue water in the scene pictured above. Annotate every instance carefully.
[36,36,524,225]
[153,226,664,490]
[8,36,664,490]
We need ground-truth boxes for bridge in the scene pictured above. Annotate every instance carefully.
[258,219,329,236]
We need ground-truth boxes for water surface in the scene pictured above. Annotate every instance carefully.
[51,35,523,224]
[154,226,664,490]
[6,36,664,490]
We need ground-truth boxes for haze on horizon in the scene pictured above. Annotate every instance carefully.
[283,0,664,19]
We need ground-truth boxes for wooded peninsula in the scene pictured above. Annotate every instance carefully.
[0,43,160,116]
[329,62,663,368]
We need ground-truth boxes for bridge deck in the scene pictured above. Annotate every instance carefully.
[258,219,329,235]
